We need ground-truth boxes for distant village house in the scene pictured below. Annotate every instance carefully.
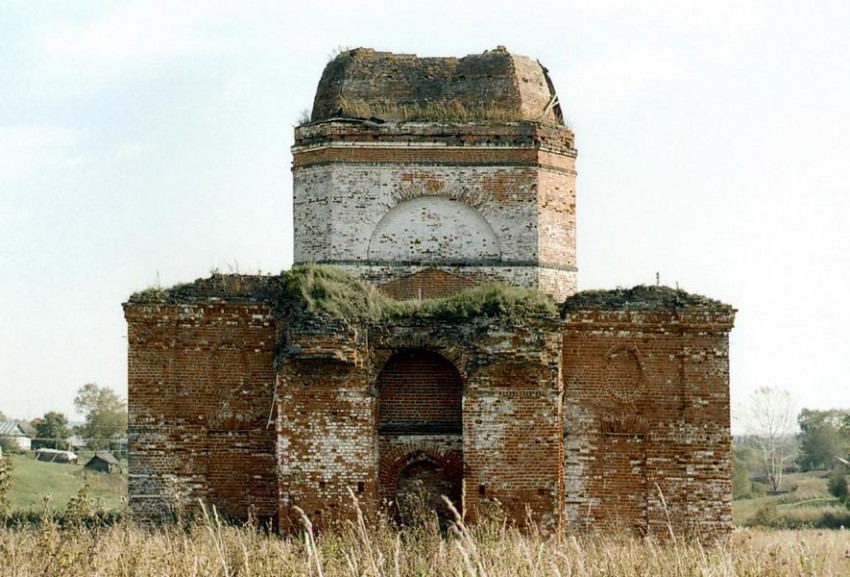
[0,421,32,451]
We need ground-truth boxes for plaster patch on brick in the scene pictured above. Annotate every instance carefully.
[368,196,501,263]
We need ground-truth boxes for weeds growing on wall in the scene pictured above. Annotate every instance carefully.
[561,284,730,312]
[383,283,557,323]
[277,265,387,321]
[129,264,558,325]
[332,97,532,123]
[277,264,557,324]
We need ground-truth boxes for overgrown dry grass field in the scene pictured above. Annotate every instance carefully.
[2,457,849,575]
[1,504,849,577]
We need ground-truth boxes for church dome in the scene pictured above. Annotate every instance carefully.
[310,46,564,124]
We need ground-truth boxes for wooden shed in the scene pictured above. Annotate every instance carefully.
[84,451,122,474]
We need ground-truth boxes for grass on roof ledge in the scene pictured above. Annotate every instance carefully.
[315,97,544,124]
[129,264,557,323]
[277,265,385,320]
[384,283,557,322]
[280,265,558,323]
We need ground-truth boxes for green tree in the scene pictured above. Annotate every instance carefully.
[732,453,752,499]
[74,383,128,450]
[841,412,850,442]
[797,409,849,471]
[732,441,761,499]
[0,436,16,455]
[828,468,848,502]
[31,411,71,450]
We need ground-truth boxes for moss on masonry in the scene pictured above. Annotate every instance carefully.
[331,98,533,124]
[561,285,733,313]
[279,265,557,323]
[128,264,557,324]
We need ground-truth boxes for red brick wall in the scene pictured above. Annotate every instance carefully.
[377,350,462,427]
[277,324,378,530]
[125,301,279,522]
[379,268,476,300]
[294,121,575,152]
[367,320,564,530]
[537,166,576,269]
[461,325,564,529]
[126,283,733,536]
[561,308,734,536]
[293,146,571,171]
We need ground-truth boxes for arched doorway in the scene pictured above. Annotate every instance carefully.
[396,460,460,529]
[376,349,464,524]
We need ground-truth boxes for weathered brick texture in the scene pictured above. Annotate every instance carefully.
[125,48,734,537]
[125,299,279,522]
[310,47,563,125]
[271,317,374,527]
[377,350,463,429]
[367,317,564,529]
[560,302,734,536]
[292,121,577,302]
[378,268,476,300]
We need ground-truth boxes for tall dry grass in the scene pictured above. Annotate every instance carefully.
[1,502,849,576]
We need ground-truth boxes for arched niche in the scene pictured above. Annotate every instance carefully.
[378,446,465,529]
[368,196,500,263]
[376,349,463,434]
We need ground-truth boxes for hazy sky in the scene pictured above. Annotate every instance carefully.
[1,0,848,425]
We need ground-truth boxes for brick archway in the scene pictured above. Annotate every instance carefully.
[371,341,469,383]
[378,446,464,524]
[376,349,464,524]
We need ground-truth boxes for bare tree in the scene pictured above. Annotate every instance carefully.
[739,386,798,493]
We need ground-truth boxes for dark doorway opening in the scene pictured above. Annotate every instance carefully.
[395,459,461,529]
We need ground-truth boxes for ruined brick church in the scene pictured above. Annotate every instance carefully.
[125,48,735,535]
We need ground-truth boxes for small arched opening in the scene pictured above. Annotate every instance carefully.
[396,459,461,529]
